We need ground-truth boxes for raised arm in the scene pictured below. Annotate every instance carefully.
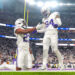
[55,13,62,26]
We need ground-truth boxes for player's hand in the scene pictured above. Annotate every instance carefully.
[53,24,58,28]
[29,48,32,54]
[36,23,42,30]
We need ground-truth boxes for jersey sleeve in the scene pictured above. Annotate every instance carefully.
[54,12,62,26]
[14,24,22,32]
[37,29,45,33]
[54,12,60,17]
[37,23,46,33]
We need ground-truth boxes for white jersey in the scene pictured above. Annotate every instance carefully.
[14,24,30,46]
[42,12,60,35]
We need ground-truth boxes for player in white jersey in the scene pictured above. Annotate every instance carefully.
[37,7,64,70]
[14,18,41,70]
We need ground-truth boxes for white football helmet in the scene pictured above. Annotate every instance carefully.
[41,7,50,18]
[15,18,27,27]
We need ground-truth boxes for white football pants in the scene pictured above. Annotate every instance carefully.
[42,33,63,68]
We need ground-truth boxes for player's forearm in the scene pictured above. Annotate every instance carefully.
[15,28,36,34]
[36,23,45,30]
[55,14,62,26]
[37,29,45,33]
[29,48,32,54]
[56,18,62,26]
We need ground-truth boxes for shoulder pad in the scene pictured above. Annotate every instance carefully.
[52,12,60,16]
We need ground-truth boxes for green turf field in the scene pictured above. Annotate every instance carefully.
[0,72,75,75]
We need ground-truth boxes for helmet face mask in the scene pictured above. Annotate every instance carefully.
[42,10,49,18]
[41,7,50,18]
[22,20,26,26]
[42,10,47,15]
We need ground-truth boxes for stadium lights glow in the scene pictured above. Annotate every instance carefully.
[59,3,73,6]
[44,1,58,8]
[26,0,75,8]
[50,1,58,8]
[26,0,34,3]
[59,3,64,6]
[26,0,36,5]
[44,2,51,8]
[29,1,36,5]
[67,3,72,6]
[37,1,44,7]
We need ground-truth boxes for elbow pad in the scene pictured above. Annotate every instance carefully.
[56,18,62,26]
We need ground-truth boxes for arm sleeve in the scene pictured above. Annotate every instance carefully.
[14,24,22,32]
[55,12,62,26]
[37,23,46,33]
[37,29,45,33]
[56,18,62,26]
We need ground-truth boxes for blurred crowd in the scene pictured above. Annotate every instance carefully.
[34,46,75,64]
